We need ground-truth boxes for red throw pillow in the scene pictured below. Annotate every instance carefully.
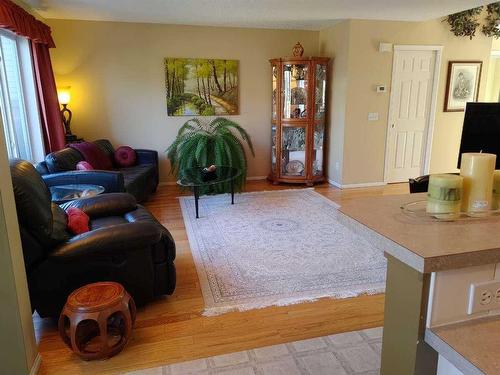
[66,207,90,235]
[76,161,94,171]
[70,142,113,170]
[114,146,137,167]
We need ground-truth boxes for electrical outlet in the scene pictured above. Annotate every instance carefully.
[467,280,500,314]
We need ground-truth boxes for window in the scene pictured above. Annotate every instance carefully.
[0,29,44,161]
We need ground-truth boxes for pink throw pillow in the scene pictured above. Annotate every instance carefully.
[114,146,137,167]
[66,207,90,235]
[76,161,94,171]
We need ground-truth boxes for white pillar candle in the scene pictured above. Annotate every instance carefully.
[460,153,496,215]
[426,174,463,220]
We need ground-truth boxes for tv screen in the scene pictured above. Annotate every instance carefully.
[458,102,500,169]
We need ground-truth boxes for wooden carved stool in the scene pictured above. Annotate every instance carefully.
[58,282,136,360]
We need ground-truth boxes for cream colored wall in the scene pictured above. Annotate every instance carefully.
[0,2,42,373]
[485,57,500,102]
[493,38,500,50]
[321,18,493,185]
[0,116,37,373]
[318,21,351,184]
[47,19,319,183]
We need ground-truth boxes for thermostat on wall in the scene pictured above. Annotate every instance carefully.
[376,85,387,93]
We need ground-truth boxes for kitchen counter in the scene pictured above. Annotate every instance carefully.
[340,193,500,273]
[425,316,500,375]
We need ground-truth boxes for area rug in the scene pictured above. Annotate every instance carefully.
[179,188,386,316]
[124,326,383,375]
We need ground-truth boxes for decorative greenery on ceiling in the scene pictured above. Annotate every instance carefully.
[445,7,483,39]
[444,2,500,39]
[482,3,500,38]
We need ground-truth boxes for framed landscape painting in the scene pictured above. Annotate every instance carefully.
[444,61,482,112]
[165,58,239,116]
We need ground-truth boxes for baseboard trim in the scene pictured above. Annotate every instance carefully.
[30,353,42,375]
[327,179,342,188]
[159,176,267,186]
[327,179,387,189]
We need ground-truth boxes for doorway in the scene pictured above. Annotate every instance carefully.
[384,45,442,183]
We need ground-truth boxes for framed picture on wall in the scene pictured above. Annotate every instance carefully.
[444,61,482,112]
[165,58,239,116]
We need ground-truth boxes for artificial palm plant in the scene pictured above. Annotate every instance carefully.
[166,117,254,193]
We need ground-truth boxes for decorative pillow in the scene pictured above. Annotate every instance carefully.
[69,142,113,170]
[76,161,94,171]
[66,207,90,235]
[114,146,137,168]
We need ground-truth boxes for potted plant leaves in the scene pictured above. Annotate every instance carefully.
[166,117,255,193]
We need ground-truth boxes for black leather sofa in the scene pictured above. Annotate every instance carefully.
[10,159,176,318]
[36,139,159,203]
[409,175,430,193]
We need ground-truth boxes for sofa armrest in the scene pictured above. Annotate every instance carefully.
[135,149,158,166]
[42,170,125,193]
[60,193,137,218]
[35,161,49,175]
[49,222,161,261]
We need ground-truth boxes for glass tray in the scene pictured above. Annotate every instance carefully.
[401,200,500,222]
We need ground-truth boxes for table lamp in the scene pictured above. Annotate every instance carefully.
[57,87,75,141]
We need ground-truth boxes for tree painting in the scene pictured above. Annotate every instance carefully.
[165,58,239,116]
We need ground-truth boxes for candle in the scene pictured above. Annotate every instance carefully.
[426,174,463,220]
[460,153,496,215]
[493,170,500,209]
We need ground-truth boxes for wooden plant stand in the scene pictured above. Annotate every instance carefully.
[58,282,136,360]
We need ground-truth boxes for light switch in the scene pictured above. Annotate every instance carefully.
[368,112,379,121]
[379,43,393,53]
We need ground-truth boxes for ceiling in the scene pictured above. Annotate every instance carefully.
[28,0,493,30]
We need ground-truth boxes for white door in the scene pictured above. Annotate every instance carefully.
[385,49,438,183]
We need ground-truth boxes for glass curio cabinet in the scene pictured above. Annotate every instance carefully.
[269,44,329,186]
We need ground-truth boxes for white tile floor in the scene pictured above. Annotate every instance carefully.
[123,327,383,375]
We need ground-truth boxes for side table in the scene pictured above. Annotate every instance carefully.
[58,282,136,360]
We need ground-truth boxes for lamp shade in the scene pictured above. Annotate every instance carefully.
[57,87,71,105]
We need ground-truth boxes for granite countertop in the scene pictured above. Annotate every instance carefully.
[339,193,500,273]
[425,316,500,375]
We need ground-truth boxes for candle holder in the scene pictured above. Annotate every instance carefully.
[426,174,463,220]
[402,200,500,222]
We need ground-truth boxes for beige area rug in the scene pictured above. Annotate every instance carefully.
[123,327,383,375]
[179,189,386,316]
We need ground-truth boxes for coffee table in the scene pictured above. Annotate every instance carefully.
[49,184,105,204]
[177,166,241,218]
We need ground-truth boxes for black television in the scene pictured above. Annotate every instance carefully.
[458,102,500,169]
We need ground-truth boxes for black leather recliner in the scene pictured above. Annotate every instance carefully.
[10,159,176,318]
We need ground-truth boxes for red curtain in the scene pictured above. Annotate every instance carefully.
[0,0,54,46]
[31,42,65,152]
[0,0,64,153]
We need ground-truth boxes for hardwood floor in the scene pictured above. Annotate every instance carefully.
[35,180,408,375]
